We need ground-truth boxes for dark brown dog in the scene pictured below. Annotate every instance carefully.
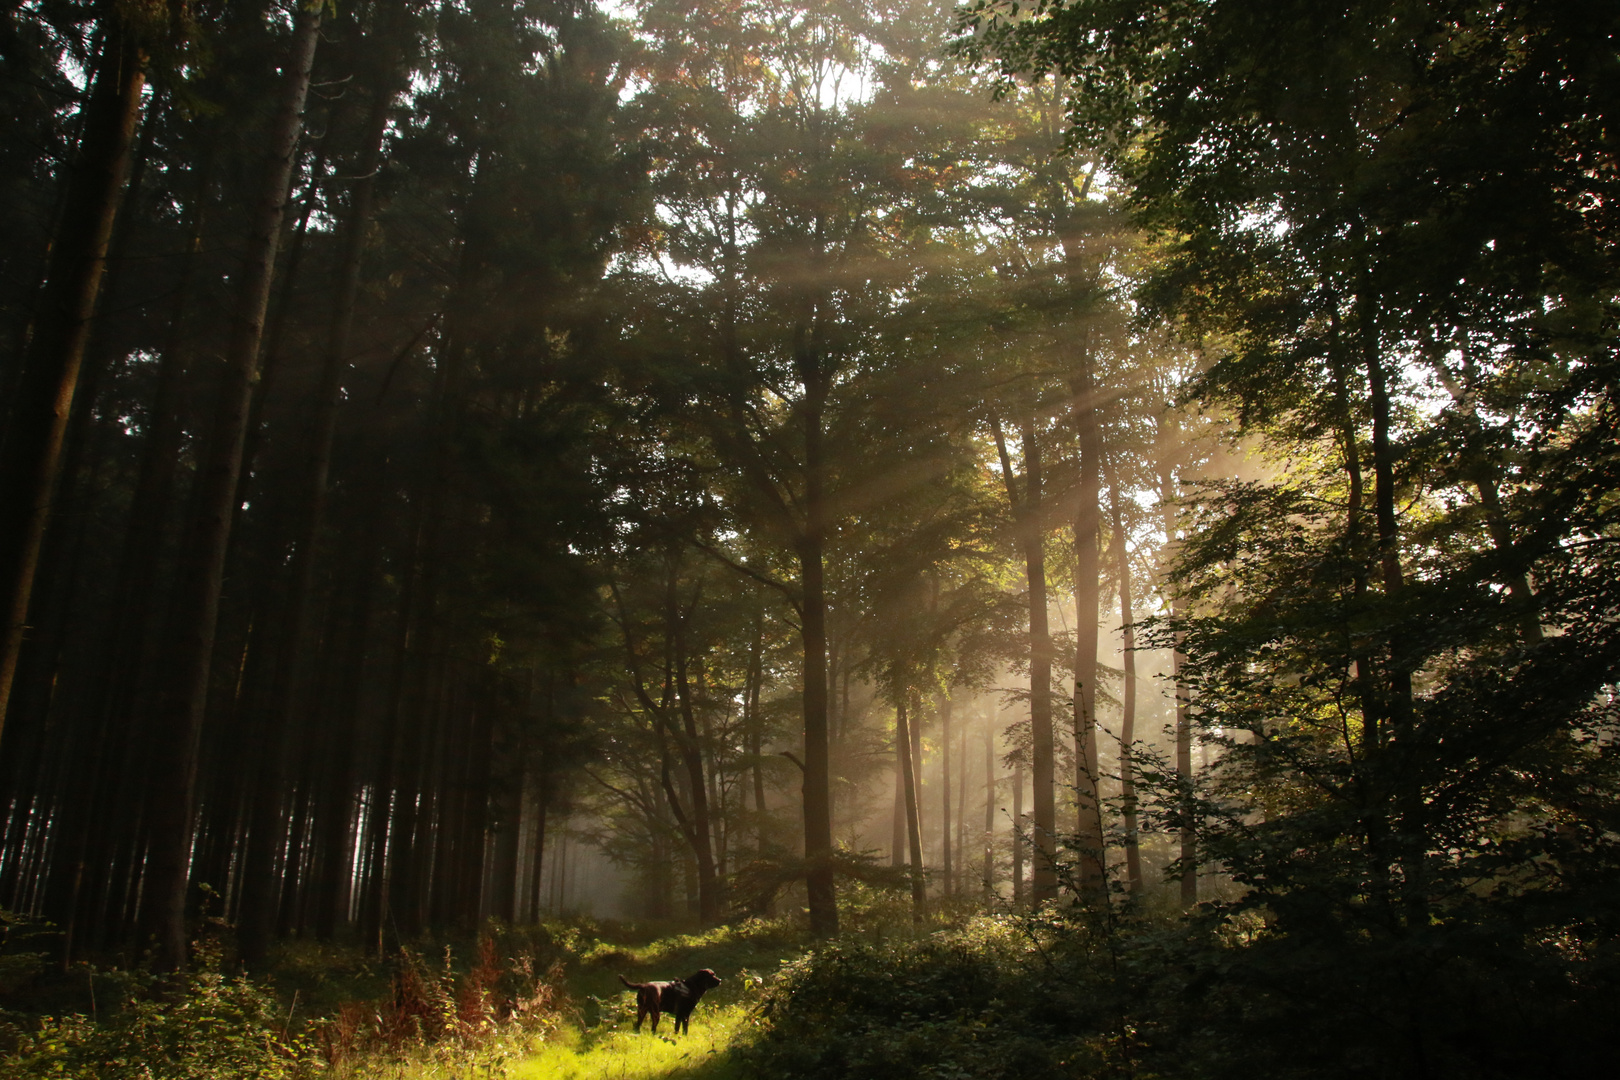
[618,969,722,1034]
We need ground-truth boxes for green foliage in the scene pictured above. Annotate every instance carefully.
[6,972,305,1080]
[736,915,1128,1080]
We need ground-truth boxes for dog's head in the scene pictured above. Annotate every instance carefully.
[685,968,722,991]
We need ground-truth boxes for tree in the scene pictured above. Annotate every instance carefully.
[0,0,173,733]
[966,0,1620,1070]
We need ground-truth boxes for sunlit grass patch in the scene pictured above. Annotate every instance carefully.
[512,1000,754,1080]
[568,918,804,1008]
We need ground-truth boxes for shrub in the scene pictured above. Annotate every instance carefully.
[314,935,566,1073]
[737,915,1127,1080]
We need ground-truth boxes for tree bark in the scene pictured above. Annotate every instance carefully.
[896,692,926,919]
[992,416,1057,905]
[1012,759,1025,907]
[982,716,994,900]
[671,584,720,924]
[0,19,146,734]
[1108,458,1143,895]
[1072,358,1106,900]
[940,693,952,897]
[1156,413,1196,907]
[796,324,837,935]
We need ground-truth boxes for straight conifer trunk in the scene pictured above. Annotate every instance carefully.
[1157,414,1196,906]
[941,694,953,897]
[1012,760,1025,906]
[992,416,1056,905]
[1072,358,1106,899]
[0,21,146,734]
[955,717,967,898]
[797,327,837,936]
[672,607,720,924]
[896,693,926,919]
[1107,461,1143,893]
[891,748,906,866]
[982,718,994,899]
[140,6,323,971]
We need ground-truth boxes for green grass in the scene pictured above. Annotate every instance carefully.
[508,918,802,1080]
[511,1001,754,1080]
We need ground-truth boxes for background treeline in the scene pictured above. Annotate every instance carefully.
[3,3,1620,1073]
[0,0,1209,973]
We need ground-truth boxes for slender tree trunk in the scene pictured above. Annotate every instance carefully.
[1023,424,1056,904]
[1361,294,1427,925]
[891,743,906,867]
[0,20,146,733]
[1072,365,1106,900]
[1108,462,1143,895]
[139,7,323,971]
[672,595,720,925]
[982,717,994,899]
[955,717,967,900]
[746,602,767,849]
[896,692,925,920]
[1012,759,1025,907]
[313,519,377,939]
[526,774,548,923]
[797,333,837,935]
[991,416,1055,904]
[940,693,953,898]
[1156,413,1196,907]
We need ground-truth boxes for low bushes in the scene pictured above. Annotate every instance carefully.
[736,915,1135,1080]
[0,929,569,1080]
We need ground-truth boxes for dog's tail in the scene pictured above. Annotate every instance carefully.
[618,974,644,990]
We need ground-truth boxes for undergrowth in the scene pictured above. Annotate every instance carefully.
[0,925,571,1079]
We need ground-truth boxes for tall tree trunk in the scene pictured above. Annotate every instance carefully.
[940,693,952,898]
[671,588,720,925]
[982,716,994,900]
[1072,359,1106,900]
[1108,459,1143,895]
[140,6,323,971]
[993,416,1056,905]
[1156,413,1196,907]
[0,19,146,733]
[526,771,548,923]
[796,329,837,935]
[1012,759,1025,907]
[955,716,967,900]
[744,600,767,851]
[1360,293,1425,925]
[896,692,925,920]
[313,512,378,939]
[891,744,906,867]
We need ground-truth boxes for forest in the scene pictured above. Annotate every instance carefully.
[0,0,1615,1077]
